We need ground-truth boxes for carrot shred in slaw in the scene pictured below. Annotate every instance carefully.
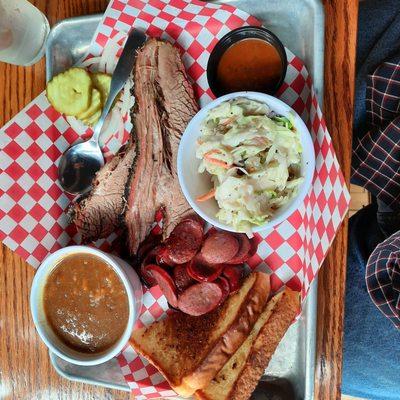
[204,150,232,169]
[196,188,216,202]
[220,116,237,126]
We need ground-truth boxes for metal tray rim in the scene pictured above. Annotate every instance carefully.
[45,3,324,396]
[49,352,131,392]
[45,14,101,83]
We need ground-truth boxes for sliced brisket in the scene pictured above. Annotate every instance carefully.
[70,144,136,242]
[154,39,199,236]
[71,39,198,254]
[124,39,164,255]
[125,39,199,254]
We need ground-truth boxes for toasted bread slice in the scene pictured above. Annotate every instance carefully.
[130,272,270,397]
[195,288,300,400]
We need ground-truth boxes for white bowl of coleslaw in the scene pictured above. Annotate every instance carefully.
[177,92,315,234]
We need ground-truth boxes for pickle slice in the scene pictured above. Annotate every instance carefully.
[77,88,101,120]
[82,109,101,127]
[46,68,92,116]
[91,72,111,104]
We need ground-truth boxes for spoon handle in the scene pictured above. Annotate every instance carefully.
[91,29,147,143]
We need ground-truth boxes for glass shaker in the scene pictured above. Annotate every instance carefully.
[0,0,50,66]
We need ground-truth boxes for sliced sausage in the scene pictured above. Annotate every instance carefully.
[223,265,244,293]
[142,246,157,265]
[140,247,161,287]
[155,245,176,267]
[178,282,223,316]
[141,262,158,287]
[145,264,178,308]
[183,214,205,229]
[173,264,195,292]
[137,234,162,262]
[200,231,239,264]
[216,276,230,305]
[227,233,251,264]
[248,237,258,258]
[186,254,224,282]
[165,219,204,264]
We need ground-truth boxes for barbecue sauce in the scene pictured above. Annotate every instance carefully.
[216,38,283,94]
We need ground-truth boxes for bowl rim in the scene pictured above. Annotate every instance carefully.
[30,245,136,366]
[177,91,315,234]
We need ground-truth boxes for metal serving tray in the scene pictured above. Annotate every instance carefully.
[46,1,324,397]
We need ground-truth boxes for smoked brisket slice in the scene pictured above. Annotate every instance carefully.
[70,144,136,242]
[71,39,198,254]
[124,39,164,255]
[125,39,199,255]
[153,39,199,236]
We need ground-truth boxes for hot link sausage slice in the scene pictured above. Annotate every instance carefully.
[177,282,223,316]
[200,231,239,264]
[146,264,179,308]
[165,219,204,264]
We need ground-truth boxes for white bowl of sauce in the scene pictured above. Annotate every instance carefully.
[30,246,143,366]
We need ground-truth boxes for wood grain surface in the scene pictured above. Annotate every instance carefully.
[0,0,358,399]
[0,4,129,400]
[315,1,358,399]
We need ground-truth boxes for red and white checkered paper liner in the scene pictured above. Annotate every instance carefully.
[0,0,350,397]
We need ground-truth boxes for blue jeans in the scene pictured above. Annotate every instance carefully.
[341,0,400,397]
[342,203,400,399]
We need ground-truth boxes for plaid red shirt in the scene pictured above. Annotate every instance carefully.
[352,61,400,329]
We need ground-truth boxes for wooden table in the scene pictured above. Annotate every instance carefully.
[0,1,358,399]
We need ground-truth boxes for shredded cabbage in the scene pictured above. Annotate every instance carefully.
[196,98,304,232]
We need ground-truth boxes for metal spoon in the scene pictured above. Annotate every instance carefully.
[58,29,146,195]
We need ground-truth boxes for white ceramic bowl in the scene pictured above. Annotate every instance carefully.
[177,91,315,233]
[30,246,143,366]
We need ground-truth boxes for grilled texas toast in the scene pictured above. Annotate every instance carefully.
[129,272,270,397]
[195,288,300,400]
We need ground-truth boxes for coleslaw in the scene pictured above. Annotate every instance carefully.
[196,97,304,232]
